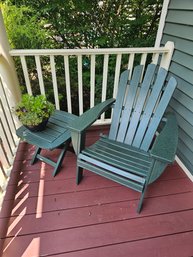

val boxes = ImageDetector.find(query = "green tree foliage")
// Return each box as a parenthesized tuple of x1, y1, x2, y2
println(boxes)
(2, 0, 163, 49)
(0, 3, 50, 49)
(1, 0, 163, 113)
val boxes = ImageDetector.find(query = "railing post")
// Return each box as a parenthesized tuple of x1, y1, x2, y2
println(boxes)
(0, 10, 21, 109)
(159, 41, 174, 70)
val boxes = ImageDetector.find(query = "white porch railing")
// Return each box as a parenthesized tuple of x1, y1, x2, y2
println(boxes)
(0, 41, 174, 204)
(10, 41, 174, 119)
(0, 74, 19, 205)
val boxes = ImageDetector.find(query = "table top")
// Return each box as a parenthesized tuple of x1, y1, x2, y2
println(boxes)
(16, 110, 78, 150)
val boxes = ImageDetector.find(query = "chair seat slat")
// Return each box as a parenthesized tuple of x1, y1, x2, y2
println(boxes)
(100, 136, 151, 161)
(78, 160, 144, 192)
(93, 140, 151, 167)
(82, 148, 149, 176)
(79, 154, 146, 184)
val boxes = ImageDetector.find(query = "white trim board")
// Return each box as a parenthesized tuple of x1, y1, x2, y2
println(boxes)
(175, 156, 193, 182)
(155, 0, 171, 47)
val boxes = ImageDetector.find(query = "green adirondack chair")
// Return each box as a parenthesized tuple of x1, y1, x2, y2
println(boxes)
(68, 64, 178, 213)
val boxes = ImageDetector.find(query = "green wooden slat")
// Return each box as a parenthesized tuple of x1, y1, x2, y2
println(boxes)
(89, 141, 150, 169)
(150, 113, 178, 163)
(46, 123, 67, 133)
(132, 68, 167, 148)
(49, 117, 70, 128)
(83, 148, 149, 176)
(100, 136, 151, 162)
(124, 64, 157, 145)
(45, 127, 62, 136)
(17, 130, 53, 148)
(79, 153, 146, 184)
(148, 161, 167, 184)
(78, 160, 144, 192)
(36, 127, 60, 138)
(36, 154, 56, 167)
(86, 143, 150, 170)
(22, 129, 55, 143)
(117, 65, 144, 142)
(51, 131, 71, 149)
(16, 126, 28, 138)
(109, 70, 129, 140)
(69, 98, 115, 132)
(84, 148, 148, 175)
(48, 110, 77, 131)
(93, 140, 151, 167)
(141, 77, 177, 151)
(34, 131, 57, 141)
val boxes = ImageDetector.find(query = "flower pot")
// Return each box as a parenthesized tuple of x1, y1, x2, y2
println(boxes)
(25, 118, 49, 132)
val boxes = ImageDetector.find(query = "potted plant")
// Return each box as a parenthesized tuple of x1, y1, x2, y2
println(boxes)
(14, 94, 55, 132)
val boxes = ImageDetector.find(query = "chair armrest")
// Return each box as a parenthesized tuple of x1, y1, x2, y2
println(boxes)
(150, 113, 178, 163)
(68, 98, 115, 155)
(68, 98, 115, 133)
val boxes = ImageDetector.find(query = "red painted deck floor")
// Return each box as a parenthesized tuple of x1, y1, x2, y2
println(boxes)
(1, 127, 193, 257)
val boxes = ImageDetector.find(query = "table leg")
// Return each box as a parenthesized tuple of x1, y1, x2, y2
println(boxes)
(31, 146, 41, 165)
(52, 139, 71, 177)
(30, 140, 71, 176)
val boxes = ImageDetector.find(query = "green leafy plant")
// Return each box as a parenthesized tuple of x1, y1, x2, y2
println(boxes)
(15, 94, 55, 126)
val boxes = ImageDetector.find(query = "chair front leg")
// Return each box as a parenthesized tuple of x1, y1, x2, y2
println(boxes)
(76, 165, 83, 185)
(31, 146, 41, 165)
(71, 131, 86, 155)
(71, 131, 86, 184)
(137, 183, 148, 213)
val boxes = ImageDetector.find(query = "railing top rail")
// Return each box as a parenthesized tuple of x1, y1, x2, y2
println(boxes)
(9, 46, 170, 56)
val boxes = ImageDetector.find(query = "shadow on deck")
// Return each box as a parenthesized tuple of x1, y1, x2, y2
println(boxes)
(0, 127, 193, 257)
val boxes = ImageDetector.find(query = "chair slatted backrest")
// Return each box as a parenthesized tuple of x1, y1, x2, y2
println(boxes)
(108, 64, 177, 152)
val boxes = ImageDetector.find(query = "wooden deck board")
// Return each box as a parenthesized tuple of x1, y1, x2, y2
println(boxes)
(4, 192, 193, 238)
(1, 177, 192, 220)
(1, 128, 193, 257)
(2, 210, 193, 256)
(54, 232, 193, 257)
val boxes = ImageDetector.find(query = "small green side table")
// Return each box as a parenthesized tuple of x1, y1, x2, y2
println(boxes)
(16, 110, 77, 176)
